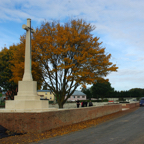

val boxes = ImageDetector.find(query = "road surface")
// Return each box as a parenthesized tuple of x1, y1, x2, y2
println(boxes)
(31, 107, 144, 144)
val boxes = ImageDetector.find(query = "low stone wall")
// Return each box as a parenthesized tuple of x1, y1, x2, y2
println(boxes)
(122, 102, 139, 109)
(49, 102, 109, 109)
(0, 104, 122, 133)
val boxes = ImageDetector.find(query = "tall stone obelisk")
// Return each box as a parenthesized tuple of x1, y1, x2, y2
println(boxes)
(5, 18, 49, 111)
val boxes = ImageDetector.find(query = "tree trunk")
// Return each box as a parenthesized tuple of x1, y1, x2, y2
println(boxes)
(58, 102, 64, 108)
(53, 96, 56, 104)
(102, 96, 103, 102)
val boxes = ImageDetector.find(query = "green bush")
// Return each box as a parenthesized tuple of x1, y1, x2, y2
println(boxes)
(103, 99, 109, 102)
(137, 97, 141, 101)
(49, 101, 54, 104)
(119, 98, 126, 101)
(0, 101, 5, 106)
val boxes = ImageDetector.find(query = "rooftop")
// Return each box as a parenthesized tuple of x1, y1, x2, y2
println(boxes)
(37, 90, 85, 96)
(70, 90, 86, 96)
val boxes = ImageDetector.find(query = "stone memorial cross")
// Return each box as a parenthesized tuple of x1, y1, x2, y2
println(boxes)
(22, 18, 35, 81)
(4, 18, 49, 111)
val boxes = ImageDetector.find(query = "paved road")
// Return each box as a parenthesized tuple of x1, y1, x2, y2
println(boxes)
(31, 107, 144, 144)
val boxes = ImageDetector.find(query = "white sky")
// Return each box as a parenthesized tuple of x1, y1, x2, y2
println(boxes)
(0, 0, 144, 91)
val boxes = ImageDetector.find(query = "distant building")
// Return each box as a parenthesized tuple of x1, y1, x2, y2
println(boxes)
(65, 90, 86, 101)
(37, 90, 86, 101)
(37, 90, 54, 101)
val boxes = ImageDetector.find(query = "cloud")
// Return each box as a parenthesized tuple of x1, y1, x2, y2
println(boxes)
(108, 67, 144, 90)
(0, 0, 144, 91)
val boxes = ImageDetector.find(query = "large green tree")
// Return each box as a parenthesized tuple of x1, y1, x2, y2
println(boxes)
(81, 87, 92, 100)
(91, 81, 114, 101)
(0, 47, 17, 99)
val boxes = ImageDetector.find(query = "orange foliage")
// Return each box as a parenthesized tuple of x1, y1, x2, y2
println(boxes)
(31, 19, 118, 108)
(10, 36, 43, 89)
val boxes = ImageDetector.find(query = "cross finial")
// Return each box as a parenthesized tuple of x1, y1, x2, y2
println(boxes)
(22, 18, 35, 33)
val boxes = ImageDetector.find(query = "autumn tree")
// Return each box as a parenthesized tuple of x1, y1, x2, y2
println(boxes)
(10, 36, 43, 90)
(0, 47, 17, 99)
(5, 88, 17, 100)
(0, 41, 43, 99)
(42, 82, 48, 90)
(31, 19, 118, 108)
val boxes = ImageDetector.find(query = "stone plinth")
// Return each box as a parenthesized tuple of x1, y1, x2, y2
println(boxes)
(5, 100, 48, 109)
(5, 81, 49, 111)
(16, 81, 38, 97)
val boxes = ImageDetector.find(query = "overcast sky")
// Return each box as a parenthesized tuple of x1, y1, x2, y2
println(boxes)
(0, 0, 144, 91)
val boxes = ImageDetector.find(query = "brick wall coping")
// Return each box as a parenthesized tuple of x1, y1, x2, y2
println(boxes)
(0, 108, 58, 113)
(0, 104, 121, 113)
(0, 102, 139, 113)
